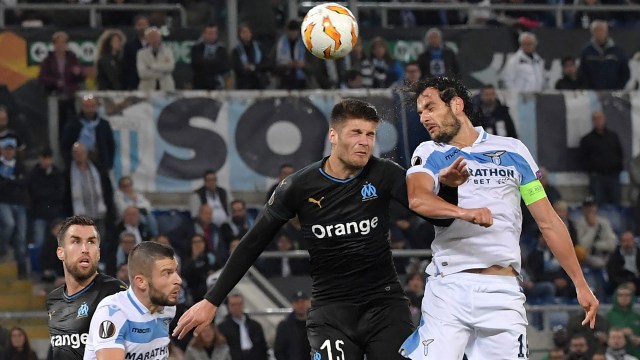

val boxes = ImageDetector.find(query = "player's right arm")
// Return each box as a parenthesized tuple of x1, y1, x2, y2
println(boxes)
(87, 299, 127, 360)
(174, 177, 297, 339)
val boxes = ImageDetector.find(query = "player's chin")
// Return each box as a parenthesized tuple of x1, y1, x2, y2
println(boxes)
(351, 153, 370, 166)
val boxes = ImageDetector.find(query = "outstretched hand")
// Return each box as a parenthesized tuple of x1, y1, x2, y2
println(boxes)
(439, 156, 470, 187)
(172, 300, 218, 339)
(577, 285, 599, 329)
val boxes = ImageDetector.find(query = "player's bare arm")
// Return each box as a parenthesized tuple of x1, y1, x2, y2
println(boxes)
(407, 172, 492, 227)
(96, 348, 125, 360)
(527, 197, 599, 328)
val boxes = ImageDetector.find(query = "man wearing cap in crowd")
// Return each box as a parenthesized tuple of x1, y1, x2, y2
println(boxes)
(0, 137, 28, 278)
(274, 290, 311, 360)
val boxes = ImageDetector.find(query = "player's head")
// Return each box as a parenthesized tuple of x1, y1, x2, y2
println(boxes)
(56, 216, 100, 282)
(411, 76, 476, 143)
(128, 241, 182, 307)
(329, 99, 380, 170)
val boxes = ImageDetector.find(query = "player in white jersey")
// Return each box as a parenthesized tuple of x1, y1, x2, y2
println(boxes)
(84, 241, 182, 360)
(398, 77, 599, 360)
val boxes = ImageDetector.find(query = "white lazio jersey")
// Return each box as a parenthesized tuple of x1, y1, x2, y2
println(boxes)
(408, 127, 542, 276)
(84, 288, 176, 360)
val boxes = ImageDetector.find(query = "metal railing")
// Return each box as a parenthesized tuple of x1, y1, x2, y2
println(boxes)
(298, 1, 640, 28)
(0, 3, 187, 28)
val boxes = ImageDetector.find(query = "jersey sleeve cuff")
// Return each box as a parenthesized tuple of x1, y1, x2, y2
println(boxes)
(407, 166, 439, 190)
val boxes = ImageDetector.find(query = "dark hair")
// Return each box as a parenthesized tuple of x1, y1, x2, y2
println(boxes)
(230, 199, 246, 208)
(346, 69, 362, 82)
(405, 61, 420, 69)
(57, 216, 99, 246)
(409, 76, 477, 125)
(128, 241, 175, 283)
(118, 175, 132, 188)
(39, 147, 54, 157)
(203, 170, 216, 180)
(561, 56, 575, 67)
(287, 19, 300, 31)
(133, 14, 148, 25)
(481, 84, 495, 91)
(330, 98, 380, 128)
(203, 22, 218, 31)
(9, 327, 34, 354)
(280, 163, 293, 170)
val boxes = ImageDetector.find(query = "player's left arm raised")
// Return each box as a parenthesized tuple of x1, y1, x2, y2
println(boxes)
(527, 197, 599, 328)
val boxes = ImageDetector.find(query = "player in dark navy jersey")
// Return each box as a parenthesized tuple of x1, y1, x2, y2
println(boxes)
(174, 99, 484, 359)
(46, 216, 127, 360)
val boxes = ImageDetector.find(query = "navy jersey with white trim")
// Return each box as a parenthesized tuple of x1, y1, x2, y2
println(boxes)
(266, 156, 411, 305)
(47, 273, 127, 360)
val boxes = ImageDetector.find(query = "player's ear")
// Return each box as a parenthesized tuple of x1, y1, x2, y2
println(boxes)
(56, 246, 64, 261)
(328, 128, 338, 146)
(134, 275, 147, 290)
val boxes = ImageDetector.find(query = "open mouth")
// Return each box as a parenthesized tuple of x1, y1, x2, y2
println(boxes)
(79, 258, 91, 268)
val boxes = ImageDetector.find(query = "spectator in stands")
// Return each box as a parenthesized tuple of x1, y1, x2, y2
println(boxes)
(527, 231, 575, 300)
(342, 70, 364, 89)
(578, 20, 630, 90)
(568, 308, 610, 355)
(114, 175, 157, 233)
(123, 14, 149, 90)
(404, 272, 425, 326)
(607, 232, 640, 294)
(265, 163, 294, 203)
(189, 170, 229, 227)
(606, 284, 640, 358)
(567, 332, 595, 359)
(191, 204, 223, 261)
(347, 41, 367, 75)
(272, 19, 309, 90)
(593, 352, 606, 360)
(39, 220, 64, 284)
(185, 323, 231, 360)
(538, 167, 562, 205)
(96, 29, 126, 91)
(361, 37, 403, 88)
(117, 206, 151, 245)
(137, 27, 176, 91)
(391, 61, 422, 91)
(258, 232, 308, 278)
(191, 23, 230, 90)
(632, 152, 640, 235)
(502, 32, 546, 92)
(0, 323, 8, 355)
(0, 106, 25, 156)
(106, 231, 136, 276)
(116, 263, 129, 286)
(66, 142, 114, 241)
(573, 0, 610, 30)
(61, 94, 116, 171)
(474, 84, 518, 138)
(1, 327, 37, 360)
(575, 196, 618, 271)
(0, 138, 27, 278)
(274, 291, 311, 360)
(390, 227, 410, 275)
(183, 234, 218, 304)
(553, 200, 578, 244)
(27, 147, 65, 249)
(417, 28, 460, 80)
(605, 327, 639, 360)
(556, 56, 584, 90)
(38, 31, 85, 130)
(231, 23, 270, 90)
(311, 54, 350, 90)
(218, 293, 268, 360)
(579, 111, 624, 205)
(220, 200, 255, 249)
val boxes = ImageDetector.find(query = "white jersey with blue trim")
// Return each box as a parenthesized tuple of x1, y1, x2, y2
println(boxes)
(83, 288, 176, 360)
(407, 127, 542, 276)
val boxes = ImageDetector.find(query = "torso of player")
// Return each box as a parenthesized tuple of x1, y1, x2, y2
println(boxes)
(409, 129, 541, 276)
(271, 157, 405, 305)
(47, 274, 126, 360)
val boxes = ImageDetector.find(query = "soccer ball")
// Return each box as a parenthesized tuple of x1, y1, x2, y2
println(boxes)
(301, 3, 358, 60)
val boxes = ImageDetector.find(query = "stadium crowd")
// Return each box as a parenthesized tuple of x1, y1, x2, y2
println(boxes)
(1, 1, 640, 359)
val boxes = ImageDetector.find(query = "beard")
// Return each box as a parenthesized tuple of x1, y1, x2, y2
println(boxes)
(65, 260, 98, 282)
(432, 109, 462, 144)
(149, 281, 178, 307)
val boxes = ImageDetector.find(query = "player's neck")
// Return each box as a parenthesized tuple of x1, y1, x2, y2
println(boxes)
(65, 272, 98, 296)
(133, 288, 164, 314)
(324, 156, 360, 179)
(450, 123, 479, 149)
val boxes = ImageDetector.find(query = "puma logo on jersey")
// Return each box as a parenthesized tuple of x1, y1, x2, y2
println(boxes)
(308, 197, 324, 208)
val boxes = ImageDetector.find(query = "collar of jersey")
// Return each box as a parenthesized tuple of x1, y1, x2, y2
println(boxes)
(318, 156, 363, 183)
(438, 126, 488, 148)
(63, 277, 97, 300)
(127, 287, 149, 315)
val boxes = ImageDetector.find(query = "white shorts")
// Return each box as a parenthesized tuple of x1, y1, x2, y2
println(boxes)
(399, 272, 529, 360)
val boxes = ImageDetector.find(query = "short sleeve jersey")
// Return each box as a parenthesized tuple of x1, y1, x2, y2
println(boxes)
(83, 288, 176, 360)
(267, 156, 409, 305)
(407, 127, 542, 276)
(47, 273, 127, 360)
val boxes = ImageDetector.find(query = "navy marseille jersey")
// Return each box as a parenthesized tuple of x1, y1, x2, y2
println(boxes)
(47, 273, 127, 360)
(407, 127, 543, 276)
(267, 156, 410, 305)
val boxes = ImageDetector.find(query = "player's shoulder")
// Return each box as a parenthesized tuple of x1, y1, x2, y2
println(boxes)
(369, 156, 405, 173)
(95, 273, 128, 293)
(483, 133, 523, 148)
(47, 283, 65, 301)
(94, 290, 128, 316)
(290, 159, 324, 181)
